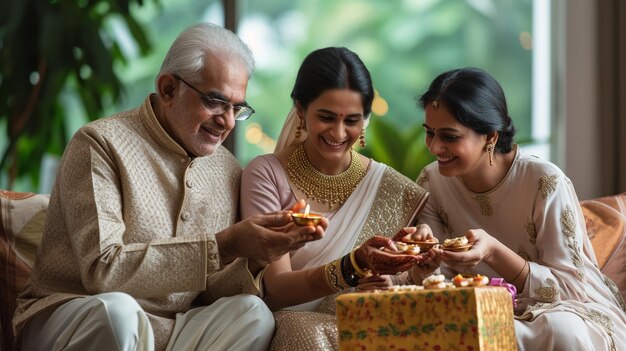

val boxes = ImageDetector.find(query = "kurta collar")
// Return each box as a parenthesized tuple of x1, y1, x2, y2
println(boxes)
(139, 94, 190, 157)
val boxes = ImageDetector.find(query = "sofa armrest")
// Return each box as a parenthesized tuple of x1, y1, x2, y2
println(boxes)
(0, 190, 49, 351)
(581, 192, 626, 301)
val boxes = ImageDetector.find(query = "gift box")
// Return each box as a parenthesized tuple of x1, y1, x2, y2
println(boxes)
(336, 286, 517, 351)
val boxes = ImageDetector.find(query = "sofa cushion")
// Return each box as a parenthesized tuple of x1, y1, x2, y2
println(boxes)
(0, 190, 49, 351)
(581, 192, 626, 301)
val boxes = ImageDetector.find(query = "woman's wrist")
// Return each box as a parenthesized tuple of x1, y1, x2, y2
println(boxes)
(349, 250, 369, 277)
(481, 235, 528, 286)
(354, 248, 368, 271)
(481, 234, 502, 267)
(340, 254, 360, 287)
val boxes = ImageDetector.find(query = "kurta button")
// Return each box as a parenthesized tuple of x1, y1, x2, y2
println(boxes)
(186, 180, 194, 188)
(181, 212, 190, 221)
(180, 158, 186, 163)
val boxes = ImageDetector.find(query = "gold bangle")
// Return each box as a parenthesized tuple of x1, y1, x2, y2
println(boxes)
(349, 250, 369, 277)
(510, 260, 528, 284)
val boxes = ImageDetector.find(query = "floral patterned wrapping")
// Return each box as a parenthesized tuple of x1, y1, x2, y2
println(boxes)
(336, 286, 518, 351)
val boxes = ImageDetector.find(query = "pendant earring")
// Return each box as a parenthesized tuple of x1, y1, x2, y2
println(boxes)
(486, 143, 495, 166)
(359, 129, 366, 148)
(295, 118, 303, 139)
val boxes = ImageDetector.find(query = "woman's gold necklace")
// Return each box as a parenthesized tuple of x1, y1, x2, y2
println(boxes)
(287, 144, 366, 209)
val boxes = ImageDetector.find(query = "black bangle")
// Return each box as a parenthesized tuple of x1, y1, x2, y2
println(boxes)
(340, 254, 360, 287)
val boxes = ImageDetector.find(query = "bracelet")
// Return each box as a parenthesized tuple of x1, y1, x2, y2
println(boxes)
(349, 250, 369, 277)
(340, 254, 360, 287)
(510, 260, 528, 285)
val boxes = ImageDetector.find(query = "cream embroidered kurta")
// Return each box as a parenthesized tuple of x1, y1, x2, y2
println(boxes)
(14, 95, 259, 349)
(418, 146, 626, 350)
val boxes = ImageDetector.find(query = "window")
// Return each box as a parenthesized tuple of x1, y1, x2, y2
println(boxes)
(236, 0, 535, 179)
(15, 0, 537, 191)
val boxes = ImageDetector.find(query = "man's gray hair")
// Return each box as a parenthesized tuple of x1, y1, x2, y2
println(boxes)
(157, 22, 255, 86)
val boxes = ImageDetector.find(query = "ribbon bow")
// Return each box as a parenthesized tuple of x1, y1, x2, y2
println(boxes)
(489, 277, 517, 308)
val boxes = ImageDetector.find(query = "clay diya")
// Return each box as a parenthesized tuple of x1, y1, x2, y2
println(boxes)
(291, 204, 322, 226)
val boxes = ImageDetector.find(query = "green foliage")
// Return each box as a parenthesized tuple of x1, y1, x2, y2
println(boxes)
(0, 0, 156, 189)
(360, 117, 435, 181)
(239, 0, 532, 179)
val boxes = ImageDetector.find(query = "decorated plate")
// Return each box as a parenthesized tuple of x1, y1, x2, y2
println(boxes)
(442, 243, 473, 252)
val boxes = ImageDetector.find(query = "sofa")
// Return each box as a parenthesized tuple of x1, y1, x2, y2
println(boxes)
(1, 190, 625, 350)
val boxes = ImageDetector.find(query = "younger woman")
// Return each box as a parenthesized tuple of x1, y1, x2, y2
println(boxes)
(416, 67, 626, 350)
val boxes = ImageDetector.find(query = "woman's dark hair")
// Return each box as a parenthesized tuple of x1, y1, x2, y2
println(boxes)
(418, 67, 516, 153)
(291, 47, 374, 118)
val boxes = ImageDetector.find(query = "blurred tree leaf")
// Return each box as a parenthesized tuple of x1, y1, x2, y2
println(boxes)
(361, 117, 435, 181)
(0, 0, 157, 189)
(240, 0, 532, 181)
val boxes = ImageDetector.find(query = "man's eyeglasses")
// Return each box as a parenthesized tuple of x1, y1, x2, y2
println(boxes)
(173, 75, 255, 121)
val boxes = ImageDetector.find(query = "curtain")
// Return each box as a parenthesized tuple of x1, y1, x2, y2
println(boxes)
(597, 0, 626, 195)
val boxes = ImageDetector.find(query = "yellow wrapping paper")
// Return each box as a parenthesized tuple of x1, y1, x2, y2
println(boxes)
(336, 286, 518, 351)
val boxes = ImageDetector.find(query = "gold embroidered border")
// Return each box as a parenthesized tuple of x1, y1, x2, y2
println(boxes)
(324, 259, 349, 292)
(356, 166, 428, 246)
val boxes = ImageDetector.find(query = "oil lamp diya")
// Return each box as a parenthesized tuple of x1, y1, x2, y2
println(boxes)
(400, 233, 440, 250)
(291, 204, 322, 226)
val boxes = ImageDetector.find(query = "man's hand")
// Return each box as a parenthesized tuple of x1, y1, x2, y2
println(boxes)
(215, 211, 327, 270)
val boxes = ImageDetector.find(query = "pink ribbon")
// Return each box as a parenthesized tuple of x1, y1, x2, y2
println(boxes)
(489, 277, 517, 308)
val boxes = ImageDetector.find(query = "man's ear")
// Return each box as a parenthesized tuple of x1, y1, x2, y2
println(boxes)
(157, 74, 177, 103)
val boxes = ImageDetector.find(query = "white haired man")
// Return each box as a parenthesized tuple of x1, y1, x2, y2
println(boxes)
(14, 23, 326, 351)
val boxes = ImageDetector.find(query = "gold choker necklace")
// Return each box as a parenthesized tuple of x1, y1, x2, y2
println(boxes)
(287, 144, 366, 209)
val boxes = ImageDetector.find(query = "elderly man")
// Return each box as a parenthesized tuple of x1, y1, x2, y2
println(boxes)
(13, 23, 326, 351)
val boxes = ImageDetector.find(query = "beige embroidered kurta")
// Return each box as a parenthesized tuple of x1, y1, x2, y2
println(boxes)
(14, 96, 259, 349)
(417, 146, 626, 350)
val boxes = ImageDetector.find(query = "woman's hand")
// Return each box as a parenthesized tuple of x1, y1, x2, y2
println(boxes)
(392, 224, 436, 242)
(354, 236, 428, 275)
(392, 225, 440, 280)
(433, 229, 494, 271)
(356, 274, 393, 291)
(409, 248, 441, 279)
